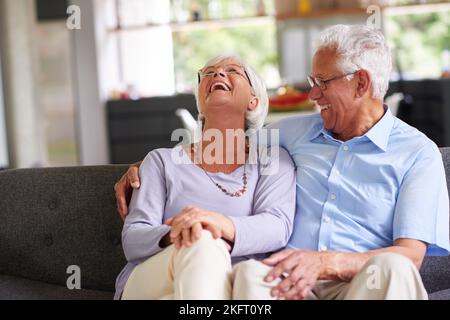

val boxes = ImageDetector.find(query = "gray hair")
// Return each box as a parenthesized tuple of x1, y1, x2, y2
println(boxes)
(314, 25, 392, 100)
(194, 54, 269, 131)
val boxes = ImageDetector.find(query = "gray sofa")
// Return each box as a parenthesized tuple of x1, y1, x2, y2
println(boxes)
(0, 150, 449, 300)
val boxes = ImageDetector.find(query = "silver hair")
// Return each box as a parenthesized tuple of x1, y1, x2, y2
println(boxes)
(314, 25, 392, 100)
(194, 54, 269, 131)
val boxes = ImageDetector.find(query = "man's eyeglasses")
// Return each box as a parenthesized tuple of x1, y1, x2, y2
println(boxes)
(307, 71, 359, 91)
(198, 64, 253, 88)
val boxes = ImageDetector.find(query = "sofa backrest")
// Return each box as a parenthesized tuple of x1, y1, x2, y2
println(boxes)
(420, 147, 450, 293)
(0, 165, 128, 292)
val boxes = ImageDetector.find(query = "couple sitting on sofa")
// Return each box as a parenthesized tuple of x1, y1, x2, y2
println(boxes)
(114, 25, 450, 300)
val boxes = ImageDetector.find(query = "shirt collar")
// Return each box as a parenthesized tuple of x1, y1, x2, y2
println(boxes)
(311, 105, 395, 152)
(310, 122, 325, 141)
(364, 105, 394, 152)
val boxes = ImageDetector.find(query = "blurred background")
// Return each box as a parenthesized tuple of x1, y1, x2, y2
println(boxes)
(0, 0, 449, 169)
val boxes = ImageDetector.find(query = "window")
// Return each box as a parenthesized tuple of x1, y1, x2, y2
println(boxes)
(119, 27, 176, 96)
(35, 21, 79, 166)
(173, 20, 279, 93)
(113, 0, 279, 97)
(384, 2, 450, 80)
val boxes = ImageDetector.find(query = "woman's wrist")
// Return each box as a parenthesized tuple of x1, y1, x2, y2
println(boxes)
(221, 215, 236, 242)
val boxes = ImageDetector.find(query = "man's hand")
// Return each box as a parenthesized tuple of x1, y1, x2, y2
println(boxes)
(114, 161, 142, 221)
(263, 249, 324, 300)
(262, 239, 427, 300)
(165, 207, 234, 251)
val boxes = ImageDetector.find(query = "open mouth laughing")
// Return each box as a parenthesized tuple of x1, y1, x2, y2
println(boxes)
(319, 104, 331, 111)
(209, 81, 231, 93)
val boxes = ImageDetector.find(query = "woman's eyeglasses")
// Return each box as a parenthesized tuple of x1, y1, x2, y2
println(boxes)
(198, 64, 253, 88)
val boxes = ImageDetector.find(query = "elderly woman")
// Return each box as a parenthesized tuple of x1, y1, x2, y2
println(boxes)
(114, 55, 296, 300)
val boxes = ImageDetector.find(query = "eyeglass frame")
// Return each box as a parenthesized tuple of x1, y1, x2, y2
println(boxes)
(197, 63, 253, 89)
(307, 70, 359, 91)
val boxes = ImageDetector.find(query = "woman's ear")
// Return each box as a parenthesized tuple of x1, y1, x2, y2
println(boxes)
(248, 96, 259, 111)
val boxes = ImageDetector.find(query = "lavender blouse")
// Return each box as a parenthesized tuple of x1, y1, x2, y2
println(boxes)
(114, 145, 296, 299)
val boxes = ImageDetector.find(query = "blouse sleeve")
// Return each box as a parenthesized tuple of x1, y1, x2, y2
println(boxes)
(121, 150, 171, 264)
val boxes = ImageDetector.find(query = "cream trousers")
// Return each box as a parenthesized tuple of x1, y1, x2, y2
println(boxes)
(232, 253, 429, 300)
(122, 230, 241, 300)
(122, 230, 428, 300)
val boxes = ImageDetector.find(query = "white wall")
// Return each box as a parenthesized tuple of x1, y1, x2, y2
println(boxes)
(35, 21, 79, 167)
(93, 0, 122, 101)
(0, 0, 48, 168)
(0, 51, 9, 168)
(117, 0, 175, 96)
(70, 0, 110, 165)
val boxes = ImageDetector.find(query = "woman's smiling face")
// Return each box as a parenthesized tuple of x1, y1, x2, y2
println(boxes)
(197, 58, 256, 123)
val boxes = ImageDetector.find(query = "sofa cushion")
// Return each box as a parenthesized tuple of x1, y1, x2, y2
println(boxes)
(429, 289, 450, 300)
(0, 275, 113, 300)
(420, 255, 450, 294)
(0, 166, 128, 292)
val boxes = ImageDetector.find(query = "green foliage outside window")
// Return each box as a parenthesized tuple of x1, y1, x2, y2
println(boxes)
(172, 22, 279, 92)
(386, 10, 450, 79)
(170, 0, 277, 92)
(171, 0, 449, 92)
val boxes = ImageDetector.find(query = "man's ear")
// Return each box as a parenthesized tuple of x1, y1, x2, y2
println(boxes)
(356, 70, 371, 98)
(248, 96, 259, 111)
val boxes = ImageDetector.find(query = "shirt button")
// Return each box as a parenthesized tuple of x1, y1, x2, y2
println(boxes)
(320, 245, 328, 251)
(330, 194, 337, 200)
(323, 216, 331, 223)
(343, 145, 349, 151)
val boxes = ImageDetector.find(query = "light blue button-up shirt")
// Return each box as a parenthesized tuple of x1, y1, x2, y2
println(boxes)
(267, 107, 449, 256)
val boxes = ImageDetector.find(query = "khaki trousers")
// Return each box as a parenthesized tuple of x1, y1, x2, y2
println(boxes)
(232, 253, 428, 300)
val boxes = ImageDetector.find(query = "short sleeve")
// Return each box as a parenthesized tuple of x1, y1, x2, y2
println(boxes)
(393, 143, 450, 256)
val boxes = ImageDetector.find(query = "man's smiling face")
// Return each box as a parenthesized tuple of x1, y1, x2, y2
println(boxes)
(308, 48, 360, 136)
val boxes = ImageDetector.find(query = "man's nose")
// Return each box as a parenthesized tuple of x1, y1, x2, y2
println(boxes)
(308, 85, 322, 101)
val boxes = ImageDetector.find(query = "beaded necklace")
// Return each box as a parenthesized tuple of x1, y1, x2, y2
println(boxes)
(190, 144, 248, 198)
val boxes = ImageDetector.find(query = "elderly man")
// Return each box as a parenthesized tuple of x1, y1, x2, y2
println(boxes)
(114, 25, 449, 300)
